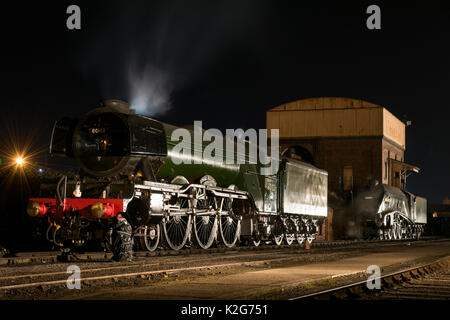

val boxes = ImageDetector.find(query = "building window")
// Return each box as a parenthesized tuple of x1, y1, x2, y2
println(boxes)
(343, 166, 353, 191)
(384, 161, 388, 180)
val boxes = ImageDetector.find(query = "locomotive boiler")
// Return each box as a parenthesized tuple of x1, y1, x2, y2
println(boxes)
(27, 99, 328, 251)
(351, 181, 426, 240)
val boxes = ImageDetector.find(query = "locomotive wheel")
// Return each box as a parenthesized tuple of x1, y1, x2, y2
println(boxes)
(296, 235, 305, 245)
(284, 219, 296, 245)
(140, 225, 160, 252)
(193, 215, 218, 249)
(386, 228, 393, 240)
(393, 224, 401, 240)
(416, 227, 422, 240)
(295, 219, 306, 245)
(392, 225, 398, 240)
(219, 215, 241, 248)
(218, 185, 241, 248)
(396, 224, 402, 240)
(162, 196, 192, 250)
(162, 215, 191, 250)
(407, 226, 414, 239)
(285, 234, 295, 245)
(413, 227, 418, 239)
(274, 235, 284, 246)
(273, 219, 284, 246)
(252, 239, 261, 247)
(242, 236, 260, 247)
(192, 192, 218, 249)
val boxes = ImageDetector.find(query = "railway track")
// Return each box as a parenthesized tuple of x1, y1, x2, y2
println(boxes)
(375, 269, 450, 300)
(0, 238, 446, 294)
(1, 238, 449, 299)
(1, 236, 444, 266)
(0, 241, 430, 293)
(290, 255, 450, 300)
(0, 249, 294, 286)
(0, 248, 340, 294)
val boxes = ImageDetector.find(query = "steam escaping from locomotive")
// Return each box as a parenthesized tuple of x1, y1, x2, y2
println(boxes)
(127, 63, 173, 116)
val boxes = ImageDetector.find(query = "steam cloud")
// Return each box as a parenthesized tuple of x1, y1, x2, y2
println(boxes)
(78, 1, 268, 118)
(127, 63, 173, 116)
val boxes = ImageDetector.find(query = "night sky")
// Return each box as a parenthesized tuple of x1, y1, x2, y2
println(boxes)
(1, 1, 449, 203)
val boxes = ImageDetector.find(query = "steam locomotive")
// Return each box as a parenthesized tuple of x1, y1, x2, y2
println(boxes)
(27, 100, 328, 251)
(349, 182, 427, 240)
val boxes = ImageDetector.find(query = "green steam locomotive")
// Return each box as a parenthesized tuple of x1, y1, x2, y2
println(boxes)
(27, 100, 328, 251)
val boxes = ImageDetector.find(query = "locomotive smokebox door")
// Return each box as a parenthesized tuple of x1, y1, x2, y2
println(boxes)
(67, 101, 168, 178)
(72, 111, 132, 177)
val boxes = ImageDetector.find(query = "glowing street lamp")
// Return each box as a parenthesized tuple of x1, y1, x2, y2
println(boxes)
(15, 156, 24, 166)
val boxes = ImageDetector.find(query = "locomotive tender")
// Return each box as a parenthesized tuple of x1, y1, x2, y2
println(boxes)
(27, 100, 328, 251)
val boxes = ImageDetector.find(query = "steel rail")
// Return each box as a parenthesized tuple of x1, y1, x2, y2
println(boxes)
(1, 237, 446, 266)
(0, 254, 316, 291)
(289, 255, 450, 300)
(0, 249, 291, 282)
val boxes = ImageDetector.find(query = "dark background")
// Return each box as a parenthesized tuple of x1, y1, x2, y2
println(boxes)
(0, 1, 449, 250)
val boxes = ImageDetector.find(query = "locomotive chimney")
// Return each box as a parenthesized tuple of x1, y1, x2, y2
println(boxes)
(101, 99, 136, 114)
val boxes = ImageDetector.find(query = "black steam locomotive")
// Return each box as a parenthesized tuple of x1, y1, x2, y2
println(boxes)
(349, 181, 427, 240)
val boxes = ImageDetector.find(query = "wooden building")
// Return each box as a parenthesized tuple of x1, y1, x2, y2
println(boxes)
(267, 97, 419, 196)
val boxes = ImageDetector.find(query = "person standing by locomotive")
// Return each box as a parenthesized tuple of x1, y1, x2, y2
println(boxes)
(111, 213, 134, 262)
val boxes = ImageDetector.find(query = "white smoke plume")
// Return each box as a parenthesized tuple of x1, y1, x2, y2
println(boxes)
(127, 63, 173, 116)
